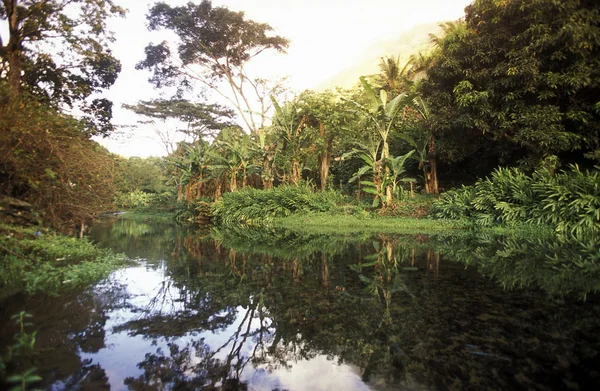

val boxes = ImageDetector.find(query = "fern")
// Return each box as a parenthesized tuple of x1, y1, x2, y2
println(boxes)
(431, 165, 599, 238)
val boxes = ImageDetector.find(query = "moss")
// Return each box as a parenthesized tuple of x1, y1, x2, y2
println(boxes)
(0, 224, 128, 298)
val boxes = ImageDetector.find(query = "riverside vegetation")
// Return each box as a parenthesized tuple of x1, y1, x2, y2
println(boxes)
(1, 0, 598, 299)
(1, 0, 599, 388)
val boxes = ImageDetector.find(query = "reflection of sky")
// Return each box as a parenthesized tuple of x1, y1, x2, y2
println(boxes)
(76, 261, 371, 391)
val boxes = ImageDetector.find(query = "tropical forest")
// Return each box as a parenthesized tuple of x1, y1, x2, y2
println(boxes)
(0, 0, 599, 390)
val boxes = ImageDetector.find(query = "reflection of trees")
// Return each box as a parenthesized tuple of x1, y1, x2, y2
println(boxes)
(80, 222, 600, 389)
(0, 278, 131, 389)
(122, 297, 275, 390)
(88, 218, 185, 262)
(432, 232, 600, 299)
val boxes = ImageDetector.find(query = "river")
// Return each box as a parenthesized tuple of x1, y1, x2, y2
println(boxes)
(0, 217, 599, 390)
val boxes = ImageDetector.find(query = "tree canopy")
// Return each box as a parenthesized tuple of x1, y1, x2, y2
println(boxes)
(422, 0, 600, 167)
(136, 0, 289, 133)
(0, 0, 125, 135)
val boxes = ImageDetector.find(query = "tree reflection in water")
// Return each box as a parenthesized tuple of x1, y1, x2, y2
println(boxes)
(1, 218, 598, 390)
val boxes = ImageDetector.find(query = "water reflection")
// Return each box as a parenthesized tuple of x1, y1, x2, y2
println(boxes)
(0, 217, 599, 390)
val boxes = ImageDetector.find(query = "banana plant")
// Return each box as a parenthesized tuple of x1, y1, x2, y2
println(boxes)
(345, 77, 411, 206)
(386, 150, 416, 200)
(270, 96, 309, 185)
(399, 95, 439, 194)
(209, 128, 259, 192)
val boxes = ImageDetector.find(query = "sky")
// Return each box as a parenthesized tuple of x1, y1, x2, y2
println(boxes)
(96, 0, 472, 158)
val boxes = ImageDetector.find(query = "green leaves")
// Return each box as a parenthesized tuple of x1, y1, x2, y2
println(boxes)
(431, 165, 600, 239)
(212, 185, 344, 227)
(422, 0, 600, 164)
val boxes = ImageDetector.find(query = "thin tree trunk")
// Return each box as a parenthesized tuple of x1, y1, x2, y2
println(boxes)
(241, 167, 247, 189)
(291, 159, 300, 185)
(215, 181, 222, 199)
(318, 123, 333, 191)
(230, 172, 237, 192)
(262, 151, 274, 189)
(5, 0, 22, 97)
(382, 141, 392, 206)
(424, 136, 439, 194)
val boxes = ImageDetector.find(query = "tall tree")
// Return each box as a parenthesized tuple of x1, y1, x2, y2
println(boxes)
(137, 0, 289, 134)
(422, 0, 600, 168)
(124, 99, 236, 154)
(0, 0, 125, 135)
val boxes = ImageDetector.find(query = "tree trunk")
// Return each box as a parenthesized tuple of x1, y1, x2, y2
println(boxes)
(382, 141, 392, 206)
(262, 152, 274, 189)
(241, 167, 247, 189)
(291, 159, 300, 185)
(5, 0, 22, 97)
(214, 181, 222, 200)
(318, 123, 333, 191)
(374, 160, 383, 205)
(196, 173, 204, 198)
(229, 172, 237, 192)
(424, 136, 439, 194)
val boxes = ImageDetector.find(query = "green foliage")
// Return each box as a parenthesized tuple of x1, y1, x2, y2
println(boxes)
(422, 0, 600, 166)
(1, 312, 42, 391)
(0, 93, 117, 231)
(0, 0, 126, 135)
(431, 165, 600, 237)
(114, 190, 159, 209)
(212, 185, 345, 226)
(0, 225, 128, 296)
(114, 157, 171, 195)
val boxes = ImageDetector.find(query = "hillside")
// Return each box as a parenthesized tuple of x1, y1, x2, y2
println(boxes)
(317, 22, 444, 90)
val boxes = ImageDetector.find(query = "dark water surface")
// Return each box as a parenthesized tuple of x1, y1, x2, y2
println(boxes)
(1, 217, 599, 390)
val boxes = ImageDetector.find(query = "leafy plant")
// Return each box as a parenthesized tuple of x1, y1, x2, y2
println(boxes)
(1, 313, 42, 391)
(431, 165, 600, 238)
(212, 184, 345, 226)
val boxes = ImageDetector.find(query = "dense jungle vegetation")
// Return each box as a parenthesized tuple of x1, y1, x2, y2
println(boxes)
(1, 1, 599, 389)
(0, 0, 599, 293)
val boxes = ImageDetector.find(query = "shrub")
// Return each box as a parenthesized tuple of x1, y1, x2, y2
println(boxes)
(114, 190, 158, 209)
(430, 165, 600, 238)
(212, 185, 345, 226)
(0, 91, 116, 231)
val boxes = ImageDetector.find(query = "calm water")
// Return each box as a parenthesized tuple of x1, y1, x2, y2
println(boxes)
(1, 217, 599, 390)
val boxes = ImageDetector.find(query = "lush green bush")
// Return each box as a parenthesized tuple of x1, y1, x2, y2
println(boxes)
(0, 92, 117, 231)
(430, 165, 600, 237)
(0, 225, 128, 296)
(212, 185, 345, 226)
(114, 190, 158, 209)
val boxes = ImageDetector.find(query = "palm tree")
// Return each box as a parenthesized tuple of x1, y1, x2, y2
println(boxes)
(377, 55, 413, 95)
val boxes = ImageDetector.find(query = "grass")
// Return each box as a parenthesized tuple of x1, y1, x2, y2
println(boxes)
(272, 212, 554, 236)
(0, 224, 129, 298)
(272, 213, 465, 234)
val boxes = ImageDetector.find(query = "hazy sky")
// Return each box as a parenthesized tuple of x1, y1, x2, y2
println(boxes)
(96, 0, 472, 157)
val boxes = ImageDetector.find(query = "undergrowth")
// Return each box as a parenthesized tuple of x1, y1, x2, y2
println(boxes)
(0, 224, 128, 297)
(212, 184, 345, 226)
(430, 165, 599, 238)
